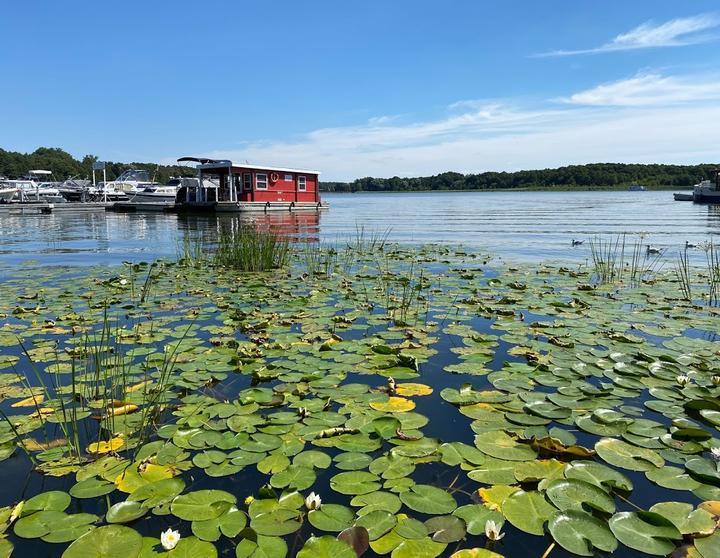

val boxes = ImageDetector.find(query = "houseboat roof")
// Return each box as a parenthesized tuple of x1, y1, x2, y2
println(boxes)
(178, 157, 320, 176)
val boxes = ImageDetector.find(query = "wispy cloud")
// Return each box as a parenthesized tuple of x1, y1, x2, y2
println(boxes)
(561, 72, 720, 106)
(537, 13, 720, 57)
(192, 76, 720, 180)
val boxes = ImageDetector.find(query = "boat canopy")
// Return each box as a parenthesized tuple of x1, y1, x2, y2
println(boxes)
(114, 169, 151, 182)
(177, 156, 230, 165)
(29, 170, 53, 175)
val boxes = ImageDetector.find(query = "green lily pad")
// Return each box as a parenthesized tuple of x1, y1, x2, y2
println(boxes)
(168, 536, 217, 558)
(502, 490, 556, 535)
(70, 478, 117, 499)
(171, 490, 236, 521)
(595, 438, 664, 471)
(355, 510, 397, 540)
(474, 431, 537, 461)
(62, 525, 143, 558)
(106, 501, 147, 523)
(308, 504, 355, 532)
(608, 511, 681, 556)
(235, 535, 288, 558)
(330, 471, 382, 495)
(649, 502, 715, 535)
(452, 504, 503, 536)
(544, 478, 615, 514)
(548, 510, 618, 557)
(399, 485, 456, 515)
(296, 535, 356, 558)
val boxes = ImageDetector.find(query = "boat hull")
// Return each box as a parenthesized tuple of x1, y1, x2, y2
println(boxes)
(176, 201, 328, 213)
(131, 193, 177, 203)
(0, 188, 17, 202)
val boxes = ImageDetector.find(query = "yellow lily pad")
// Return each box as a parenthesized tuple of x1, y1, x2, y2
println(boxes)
(87, 437, 124, 455)
(11, 394, 44, 408)
(395, 383, 433, 397)
(115, 463, 175, 493)
(369, 396, 416, 413)
(478, 485, 520, 512)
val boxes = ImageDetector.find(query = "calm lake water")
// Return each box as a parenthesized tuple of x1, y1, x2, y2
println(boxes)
(1, 190, 717, 267)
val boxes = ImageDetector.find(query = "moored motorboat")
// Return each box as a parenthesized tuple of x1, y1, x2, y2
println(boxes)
(673, 192, 693, 201)
(692, 170, 720, 203)
(130, 180, 180, 203)
(0, 186, 18, 202)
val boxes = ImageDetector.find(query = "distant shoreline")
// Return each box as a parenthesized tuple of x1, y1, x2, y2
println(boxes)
(321, 186, 689, 193)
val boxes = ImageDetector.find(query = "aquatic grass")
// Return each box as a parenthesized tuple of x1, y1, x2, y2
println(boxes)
(674, 248, 693, 302)
(589, 233, 665, 287)
(214, 225, 290, 271)
(176, 235, 207, 269)
(300, 243, 338, 277)
(701, 240, 720, 306)
(347, 224, 391, 254)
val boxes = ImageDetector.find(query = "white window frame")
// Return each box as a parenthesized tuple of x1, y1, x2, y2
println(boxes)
(255, 173, 268, 190)
(298, 175, 307, 191)
(243, 172, 252, 191)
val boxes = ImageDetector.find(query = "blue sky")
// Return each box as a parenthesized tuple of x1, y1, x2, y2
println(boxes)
(1, 1, 719, 179)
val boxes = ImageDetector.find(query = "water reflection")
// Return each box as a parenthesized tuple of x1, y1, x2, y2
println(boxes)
(1, 191, 719, 267)
(179, 211, 322, 244)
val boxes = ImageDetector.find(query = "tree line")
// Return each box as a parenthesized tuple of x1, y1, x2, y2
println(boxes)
(321, 163, 718, 192)
(0, 147, 193, 185)
(1, 148, 716, 191)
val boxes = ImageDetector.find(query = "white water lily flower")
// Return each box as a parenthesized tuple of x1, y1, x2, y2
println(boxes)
(305, 491, 322, 511)
(712, 376, 720, 386)
(160, 528, 181, 550)
(711, 447, 720, 462)
(485, 519, 504, 541)
(676, 375, 690, 386)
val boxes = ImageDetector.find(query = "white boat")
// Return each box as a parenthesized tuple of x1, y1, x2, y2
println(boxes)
(0, 186, 18, 202)
(3, 170, 66, 202)
(104, 169, 158, 196)
(130, 182, 179, 203)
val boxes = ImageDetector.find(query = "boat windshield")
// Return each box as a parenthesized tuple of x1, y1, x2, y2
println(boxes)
(116, 169, 151, 182)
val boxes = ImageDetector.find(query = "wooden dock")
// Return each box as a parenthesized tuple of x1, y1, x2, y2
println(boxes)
(0, 202, 113, 214)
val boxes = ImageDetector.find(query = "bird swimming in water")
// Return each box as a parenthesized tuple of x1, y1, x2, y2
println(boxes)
(685, 241, 698, 249)
(571, 239, 584, 246)
(646, 245, 662, 255)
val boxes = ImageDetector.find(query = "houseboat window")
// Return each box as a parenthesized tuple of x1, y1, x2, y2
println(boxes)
(298, 176, 307, 191)
(243, 173, 252, 191)
(256, 173, 268, 189)
(284, 174, 293, 182)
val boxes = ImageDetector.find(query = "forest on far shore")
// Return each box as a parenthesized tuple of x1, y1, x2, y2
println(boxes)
(321, 163, 718, 192)
(0, 147, 715, 191)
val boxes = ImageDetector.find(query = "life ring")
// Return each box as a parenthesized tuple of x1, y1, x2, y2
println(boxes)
(269, 172, 279, 183)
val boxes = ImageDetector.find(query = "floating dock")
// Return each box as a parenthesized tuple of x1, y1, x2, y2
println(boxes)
(0, 202, 113, 214)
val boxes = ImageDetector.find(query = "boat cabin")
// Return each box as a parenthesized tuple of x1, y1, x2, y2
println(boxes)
(177, 158, 321, 206)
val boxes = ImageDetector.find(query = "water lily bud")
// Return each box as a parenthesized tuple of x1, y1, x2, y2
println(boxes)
(485, 519, 504, 541)
(244, 495, 255, 505)
(160, 528, 180, 550)
(711, 447, 720, 462)
(712, 376, 720, 386)
(305, 491, 322, 511)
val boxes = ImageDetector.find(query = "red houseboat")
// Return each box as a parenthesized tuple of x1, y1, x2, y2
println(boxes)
(176, 157, 326, 212)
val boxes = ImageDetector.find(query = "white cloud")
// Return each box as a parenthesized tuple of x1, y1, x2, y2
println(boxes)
(194, 86, 719, 180)
(537, 13, 720, 56)
(562, 72, 720, 106)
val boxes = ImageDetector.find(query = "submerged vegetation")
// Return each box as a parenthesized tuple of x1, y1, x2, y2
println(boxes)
(0, 237, 719, 557)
